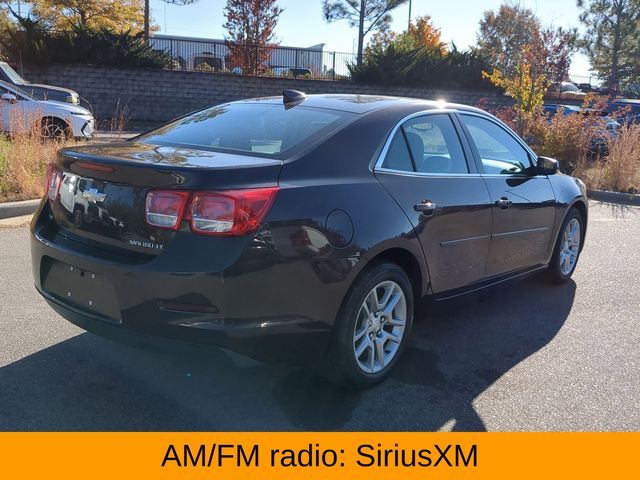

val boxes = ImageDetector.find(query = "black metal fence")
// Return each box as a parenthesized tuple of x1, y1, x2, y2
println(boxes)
(150, 36, 356, 80)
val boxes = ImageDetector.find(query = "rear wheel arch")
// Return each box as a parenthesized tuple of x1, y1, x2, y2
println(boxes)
(368, 248, 423, 301)
(41, 116, 70, 139)
(342, 247, 425, 309)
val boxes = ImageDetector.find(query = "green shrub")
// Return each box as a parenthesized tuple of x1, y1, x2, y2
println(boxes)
(2, 19, 173, 69)
(348, 42, 498, 91)
(348, 41, 424, 86)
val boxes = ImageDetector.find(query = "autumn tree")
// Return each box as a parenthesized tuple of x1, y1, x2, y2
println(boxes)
(483, 26, 576, 119)
(479, 1, 577, 119)
(477, 2, 541, 76)
(538, 27, 578, 84)
(0, 6, 13, 35)
(577, 0, 640, 90)
(484, 30, 577, 116)
(322, 0, 408, 65)
(22, 0, 147, 32)
(223, 0, 283, 75)
(483, 49, 549, 117)
(399, 15, 445, 54)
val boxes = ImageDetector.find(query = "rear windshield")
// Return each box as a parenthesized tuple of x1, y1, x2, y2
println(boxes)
(136, 103, 355, 159)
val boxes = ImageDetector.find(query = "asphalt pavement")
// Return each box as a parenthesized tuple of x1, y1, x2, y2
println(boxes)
(0, 201, 638, 431)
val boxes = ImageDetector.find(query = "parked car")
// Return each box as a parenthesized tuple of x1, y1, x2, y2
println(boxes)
(543, 104, 620, 156)
(577, 83, 608, 95)
(0, 80, 94, 139)
(192, 53, 225, 72)
(270, 67, 313, 78)
(548, 82, 587, 100)
(0, 61, 80, 105)
(605, 98, 640, 124)
(31, 93, 588, 387)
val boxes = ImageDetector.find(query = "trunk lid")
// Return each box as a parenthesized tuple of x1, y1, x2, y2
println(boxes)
(50, 142, 282, 255)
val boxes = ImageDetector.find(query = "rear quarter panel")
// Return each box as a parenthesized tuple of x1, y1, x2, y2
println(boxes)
(261, 107, 430, 308)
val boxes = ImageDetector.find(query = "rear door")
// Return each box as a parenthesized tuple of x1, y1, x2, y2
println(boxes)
(458, 113, 557, 277)
(374, 112, 493, 293)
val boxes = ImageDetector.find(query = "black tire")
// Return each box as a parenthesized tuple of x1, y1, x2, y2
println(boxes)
(73, 208, 83, 227)
(41, 118, 69, 141)
(546, 208, 584, 284)
(325, 261, 414, 388)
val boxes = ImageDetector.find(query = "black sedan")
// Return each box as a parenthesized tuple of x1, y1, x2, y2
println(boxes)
(31, 92, 588, 387)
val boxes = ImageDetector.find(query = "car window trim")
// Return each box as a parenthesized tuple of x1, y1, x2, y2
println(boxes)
(455, 111, 541, 176)
(399, 126, 419, 172)
(0, 81, 30, 101)
(373, 109, 478, 177)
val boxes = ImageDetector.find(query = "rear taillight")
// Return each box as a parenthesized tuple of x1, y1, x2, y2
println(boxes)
(145, 190, 190, 230)
(188, 188, 279, 236)
(144, 187, 278, 236)
(45, 163, 62, 202)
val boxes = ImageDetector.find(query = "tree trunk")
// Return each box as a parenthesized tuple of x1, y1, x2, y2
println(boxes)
(144, 0, 150, 42)
(609, 3, 623, 94)
(357, 0, 366, 65)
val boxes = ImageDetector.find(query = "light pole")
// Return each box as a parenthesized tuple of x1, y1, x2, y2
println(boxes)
(408, 0, 412, 30)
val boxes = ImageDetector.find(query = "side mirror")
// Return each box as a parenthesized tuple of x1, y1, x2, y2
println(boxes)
(1, 93, 17, 104)
(536, 156, 559, 175)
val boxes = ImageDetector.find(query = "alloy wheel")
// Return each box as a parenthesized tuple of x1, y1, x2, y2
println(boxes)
(353, 280, 407, 374)
(559, 218, 581, 275)
(42, 121, 67, 141)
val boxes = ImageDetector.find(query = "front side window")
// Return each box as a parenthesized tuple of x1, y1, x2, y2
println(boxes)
(381, 114, 469, 174)
(136, 103, 355, 159)
(461, 115, 533, 175)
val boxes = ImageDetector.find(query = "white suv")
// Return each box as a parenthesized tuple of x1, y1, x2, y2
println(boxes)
(0, 80, 94, 139)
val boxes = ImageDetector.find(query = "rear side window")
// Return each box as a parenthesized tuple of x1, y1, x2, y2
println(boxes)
(382, 131, 414, 172)
(381, 114, 469, 174)
(136, 103, 355, 159)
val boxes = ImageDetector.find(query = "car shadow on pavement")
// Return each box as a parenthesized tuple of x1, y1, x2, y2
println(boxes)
(0, 276, 575, 431)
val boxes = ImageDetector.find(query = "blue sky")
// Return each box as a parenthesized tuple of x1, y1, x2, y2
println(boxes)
(151, 0, 592, 79)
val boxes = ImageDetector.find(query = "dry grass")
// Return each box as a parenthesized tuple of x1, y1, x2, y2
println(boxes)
(493, 105, 640, 193)
(574, 123, 640, 194)
(0, 133, 77, 202)
(0, 101, 131, 203)
(108, 100, 130, 139)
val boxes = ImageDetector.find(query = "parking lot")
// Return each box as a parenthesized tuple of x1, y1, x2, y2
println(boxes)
(0, 201, 638, 431)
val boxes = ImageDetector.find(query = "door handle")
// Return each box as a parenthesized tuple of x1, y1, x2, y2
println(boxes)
(414, 200, 438, 215)
(496, 197, 513, 208)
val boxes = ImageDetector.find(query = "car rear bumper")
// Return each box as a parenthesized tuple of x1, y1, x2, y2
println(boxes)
(30, 201, 359, 363)
(38, 287, 330, 363)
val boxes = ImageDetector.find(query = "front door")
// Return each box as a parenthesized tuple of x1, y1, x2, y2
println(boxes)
(374, 112, 493, 293)
(458, 113, 557, 277)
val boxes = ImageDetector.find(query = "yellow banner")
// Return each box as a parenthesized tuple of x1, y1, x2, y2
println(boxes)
(1, 432, 637, 479)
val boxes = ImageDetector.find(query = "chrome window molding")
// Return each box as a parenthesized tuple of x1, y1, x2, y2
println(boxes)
(375, 167, 483, 178)
(372, 109, 464, 176)
(372, 108, 541, 178)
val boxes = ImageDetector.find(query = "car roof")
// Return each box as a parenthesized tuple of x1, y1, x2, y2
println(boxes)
(233, 93, 488, 115)
(545, 104, 581, 111)
(612, 98, 640, 105)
